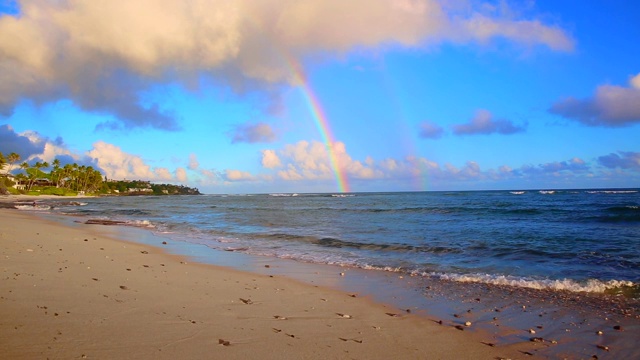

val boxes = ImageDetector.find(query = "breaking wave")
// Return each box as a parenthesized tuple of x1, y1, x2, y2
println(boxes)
(430, 272, 636, 293)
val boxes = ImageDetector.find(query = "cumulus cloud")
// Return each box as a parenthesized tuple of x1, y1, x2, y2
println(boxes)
(263, 141, 363, 181)
(549, 73, 640, 127)
(188, 153, 200, 170)
(254, 139, 639, 191)
(175, 167, 188, 182)
(231, 122, 277, 144)
(418, 121, 445, 139)
(154, 167, 173, 181)
(0, 124, 45, 158)
(261, 149, 282, 169)
(224, 169, 255, 181)
(598, 151, 640, 171)
(0, 0, 573, 129)
(265, 140, 501, 184)
(0, 124, 81, 166)
(452, 109, 526, 135)
(87, 141, 186, 181)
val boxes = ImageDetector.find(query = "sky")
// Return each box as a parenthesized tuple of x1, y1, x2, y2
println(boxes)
(1, 0, 639, 194)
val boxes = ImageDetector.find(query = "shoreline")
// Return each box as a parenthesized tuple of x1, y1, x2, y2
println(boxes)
(2, 202, 639, 358)
(1, 208, 530, 359)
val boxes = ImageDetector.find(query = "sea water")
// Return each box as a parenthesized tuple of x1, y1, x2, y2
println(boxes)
(47, 189, 639, 296)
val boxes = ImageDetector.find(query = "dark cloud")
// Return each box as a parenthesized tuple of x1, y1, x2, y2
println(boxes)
(231, 122, 277, 144)
(598, 152, 640, 170)
(0, 124, 44, 159)
(452, 109, 526, 136)
(0, 1, 573, 131)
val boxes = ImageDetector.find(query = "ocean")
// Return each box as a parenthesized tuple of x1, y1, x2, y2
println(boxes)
(39, 189, 639, 298)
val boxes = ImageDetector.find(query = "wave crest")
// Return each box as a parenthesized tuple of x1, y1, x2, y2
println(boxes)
(430, 272, 635, 293)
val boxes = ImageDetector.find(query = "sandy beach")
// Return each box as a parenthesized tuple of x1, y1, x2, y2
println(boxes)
(0, 205, 533, 359)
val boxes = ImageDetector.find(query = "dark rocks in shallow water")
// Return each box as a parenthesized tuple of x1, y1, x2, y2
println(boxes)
(85, 219, 126, 226)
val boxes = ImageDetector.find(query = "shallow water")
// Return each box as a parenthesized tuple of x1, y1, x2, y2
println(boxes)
(45, 189, 640, 296)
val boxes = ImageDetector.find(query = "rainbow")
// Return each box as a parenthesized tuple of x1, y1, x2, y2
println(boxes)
(286, 59, 350, 193)
(378, 63, 429, 191)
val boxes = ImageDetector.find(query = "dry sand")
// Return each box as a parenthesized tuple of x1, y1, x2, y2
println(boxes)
(0, 208, 530, 359)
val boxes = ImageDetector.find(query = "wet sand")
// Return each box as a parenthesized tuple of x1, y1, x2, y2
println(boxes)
(0, 208, 529, 359)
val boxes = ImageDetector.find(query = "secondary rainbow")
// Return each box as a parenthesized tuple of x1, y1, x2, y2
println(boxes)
(286, 58, 350, 193)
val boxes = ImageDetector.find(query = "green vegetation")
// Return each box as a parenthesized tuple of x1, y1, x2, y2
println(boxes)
(100, 179, 200, 195)
(0, 151, 200, 196)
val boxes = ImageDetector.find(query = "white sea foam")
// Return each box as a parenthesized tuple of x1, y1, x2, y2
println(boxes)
(361, 264, 403, 273)
(15, 204, 51, 211)
(586, 190, 638, 194)
(539, 190, 555, 194)
(126, 219, 155, 228)
(510, 191, 526, 195)
(430, 272, 635, 293)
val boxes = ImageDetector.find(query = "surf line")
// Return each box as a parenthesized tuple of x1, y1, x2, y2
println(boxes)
(286, 58, 350, 193)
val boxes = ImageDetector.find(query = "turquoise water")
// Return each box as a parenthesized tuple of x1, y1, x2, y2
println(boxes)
(48, 189, 640, 295)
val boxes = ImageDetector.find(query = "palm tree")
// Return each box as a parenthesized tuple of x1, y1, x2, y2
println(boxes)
(51, 159, 61, 187)
(5, 152, 21, 175)
(61, 164, 73, 189)
(19, 162, 37, 191)
(14, 173, 27, 190)
(0, 152, 5, 173)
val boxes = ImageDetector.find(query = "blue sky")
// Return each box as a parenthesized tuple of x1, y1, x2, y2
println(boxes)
(1, 0, 639, 193)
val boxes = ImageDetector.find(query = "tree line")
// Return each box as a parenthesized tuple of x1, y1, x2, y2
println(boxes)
(1, 151, 200, 196)
(102, 179, 201, 195)
(1, 151, 103, 194)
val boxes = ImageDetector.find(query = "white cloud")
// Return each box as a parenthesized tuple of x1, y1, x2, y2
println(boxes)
(549, 72, 640, 127)
(272, 140, 382, 181)
(175, 167, 188, 182)
(277, 164, 304, 181)
(38, 141, 77, 164)
(261, 149, 282, 169)
(266, 140, 493, 184)
(188, 153, 199, 170)
(630, 73, 640, 90)
(154, 167, 173, 181)
(252, 139, 639, 191)
(0, 0, 573, 129)
(87, 141, 187, 182)
(224, 169, 255, 181)
(87, 142, 154, 179)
